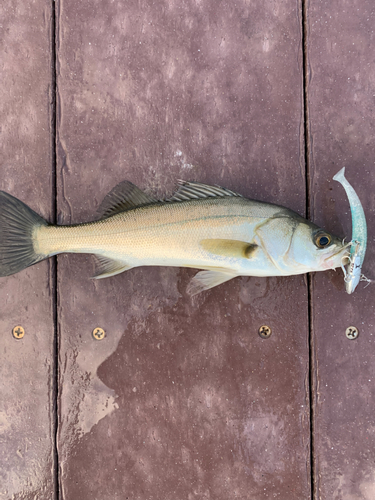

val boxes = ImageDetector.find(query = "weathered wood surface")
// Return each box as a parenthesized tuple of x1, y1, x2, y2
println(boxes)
(1, 0, 375, 498)
(307, 1, 375, 499)
(0, 1, 56, 499)
(56, 0, 311, 499)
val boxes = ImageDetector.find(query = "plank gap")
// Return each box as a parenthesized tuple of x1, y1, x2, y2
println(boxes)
(51, 0, 60, 498)
(301, 1, 316, 499)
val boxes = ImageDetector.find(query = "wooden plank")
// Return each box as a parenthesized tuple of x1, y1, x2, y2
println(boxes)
(307, 1, 375, 498)
(0, 1, 56, 499)
(56, 1, 311, 498)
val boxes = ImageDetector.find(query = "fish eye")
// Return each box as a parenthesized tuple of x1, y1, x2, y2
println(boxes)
(315, 232, 331, 248)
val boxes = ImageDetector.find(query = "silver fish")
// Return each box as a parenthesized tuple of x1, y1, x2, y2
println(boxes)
(333, 167, 368, 294)
(0, 180, 350, 295)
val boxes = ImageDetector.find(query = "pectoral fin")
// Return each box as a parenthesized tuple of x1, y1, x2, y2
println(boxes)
(92, 255, 132, 279)
(187, 268, 238, 296)
(200, 239, 257, 259)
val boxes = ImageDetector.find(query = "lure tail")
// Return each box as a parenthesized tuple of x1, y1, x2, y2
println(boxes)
(0, 191, 49, 277)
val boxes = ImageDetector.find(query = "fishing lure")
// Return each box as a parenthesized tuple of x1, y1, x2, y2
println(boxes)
(333, 167, 371, 293)
(343, 240, 361, 287)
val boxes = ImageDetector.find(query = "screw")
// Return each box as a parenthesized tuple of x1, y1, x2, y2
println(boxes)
(92, 327, 105, 340)
(12, 326, 25, 339)
(258, 325, 272, 339)
(345, 326, 359, 340)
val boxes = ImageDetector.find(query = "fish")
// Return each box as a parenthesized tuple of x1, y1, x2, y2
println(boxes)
(333, 167, 368, 294)
(0, 180, 350, 295)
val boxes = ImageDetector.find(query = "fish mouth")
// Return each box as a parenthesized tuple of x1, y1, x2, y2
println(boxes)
(323, 240, 351, 269)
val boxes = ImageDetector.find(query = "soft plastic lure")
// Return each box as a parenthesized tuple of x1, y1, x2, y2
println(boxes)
(333, 167, 369, 294)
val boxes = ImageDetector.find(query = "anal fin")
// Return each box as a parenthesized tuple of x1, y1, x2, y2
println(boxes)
(92, 255, 132, 279)
(187, 268, 237, 296)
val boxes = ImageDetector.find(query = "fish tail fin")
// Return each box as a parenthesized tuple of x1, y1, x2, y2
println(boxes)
(0, 191, 49, 277)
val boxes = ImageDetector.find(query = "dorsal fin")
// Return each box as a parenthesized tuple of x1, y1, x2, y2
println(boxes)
(97, 181, 157, 219)
(167, 181, 243, 202)
(97, 180, 242, 219)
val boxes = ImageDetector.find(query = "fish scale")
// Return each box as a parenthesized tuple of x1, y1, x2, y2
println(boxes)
(35, 198, 286, 264)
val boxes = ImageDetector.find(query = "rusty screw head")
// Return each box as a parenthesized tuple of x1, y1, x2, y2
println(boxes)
(92, 327, 105, 340)
(258, 325, 272, 339)
(345, 326, 359, 340)
(12, 326, 25, 340)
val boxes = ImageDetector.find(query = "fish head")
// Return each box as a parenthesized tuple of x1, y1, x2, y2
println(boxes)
(255, 213, 349, 275)
(286, 220, 350, 273)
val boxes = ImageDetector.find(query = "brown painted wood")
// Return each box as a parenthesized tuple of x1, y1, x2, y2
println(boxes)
(0, 1, 56, 498)
(56, 0, 311, 498)
(307, 1, 375, 498)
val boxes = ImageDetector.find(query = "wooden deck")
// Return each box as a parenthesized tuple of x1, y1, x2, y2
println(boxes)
(1, 0, 374, 498)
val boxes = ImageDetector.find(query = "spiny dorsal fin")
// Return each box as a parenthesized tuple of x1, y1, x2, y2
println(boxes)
(167, 181, 243, 202)
(97, 181, 157, 219)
